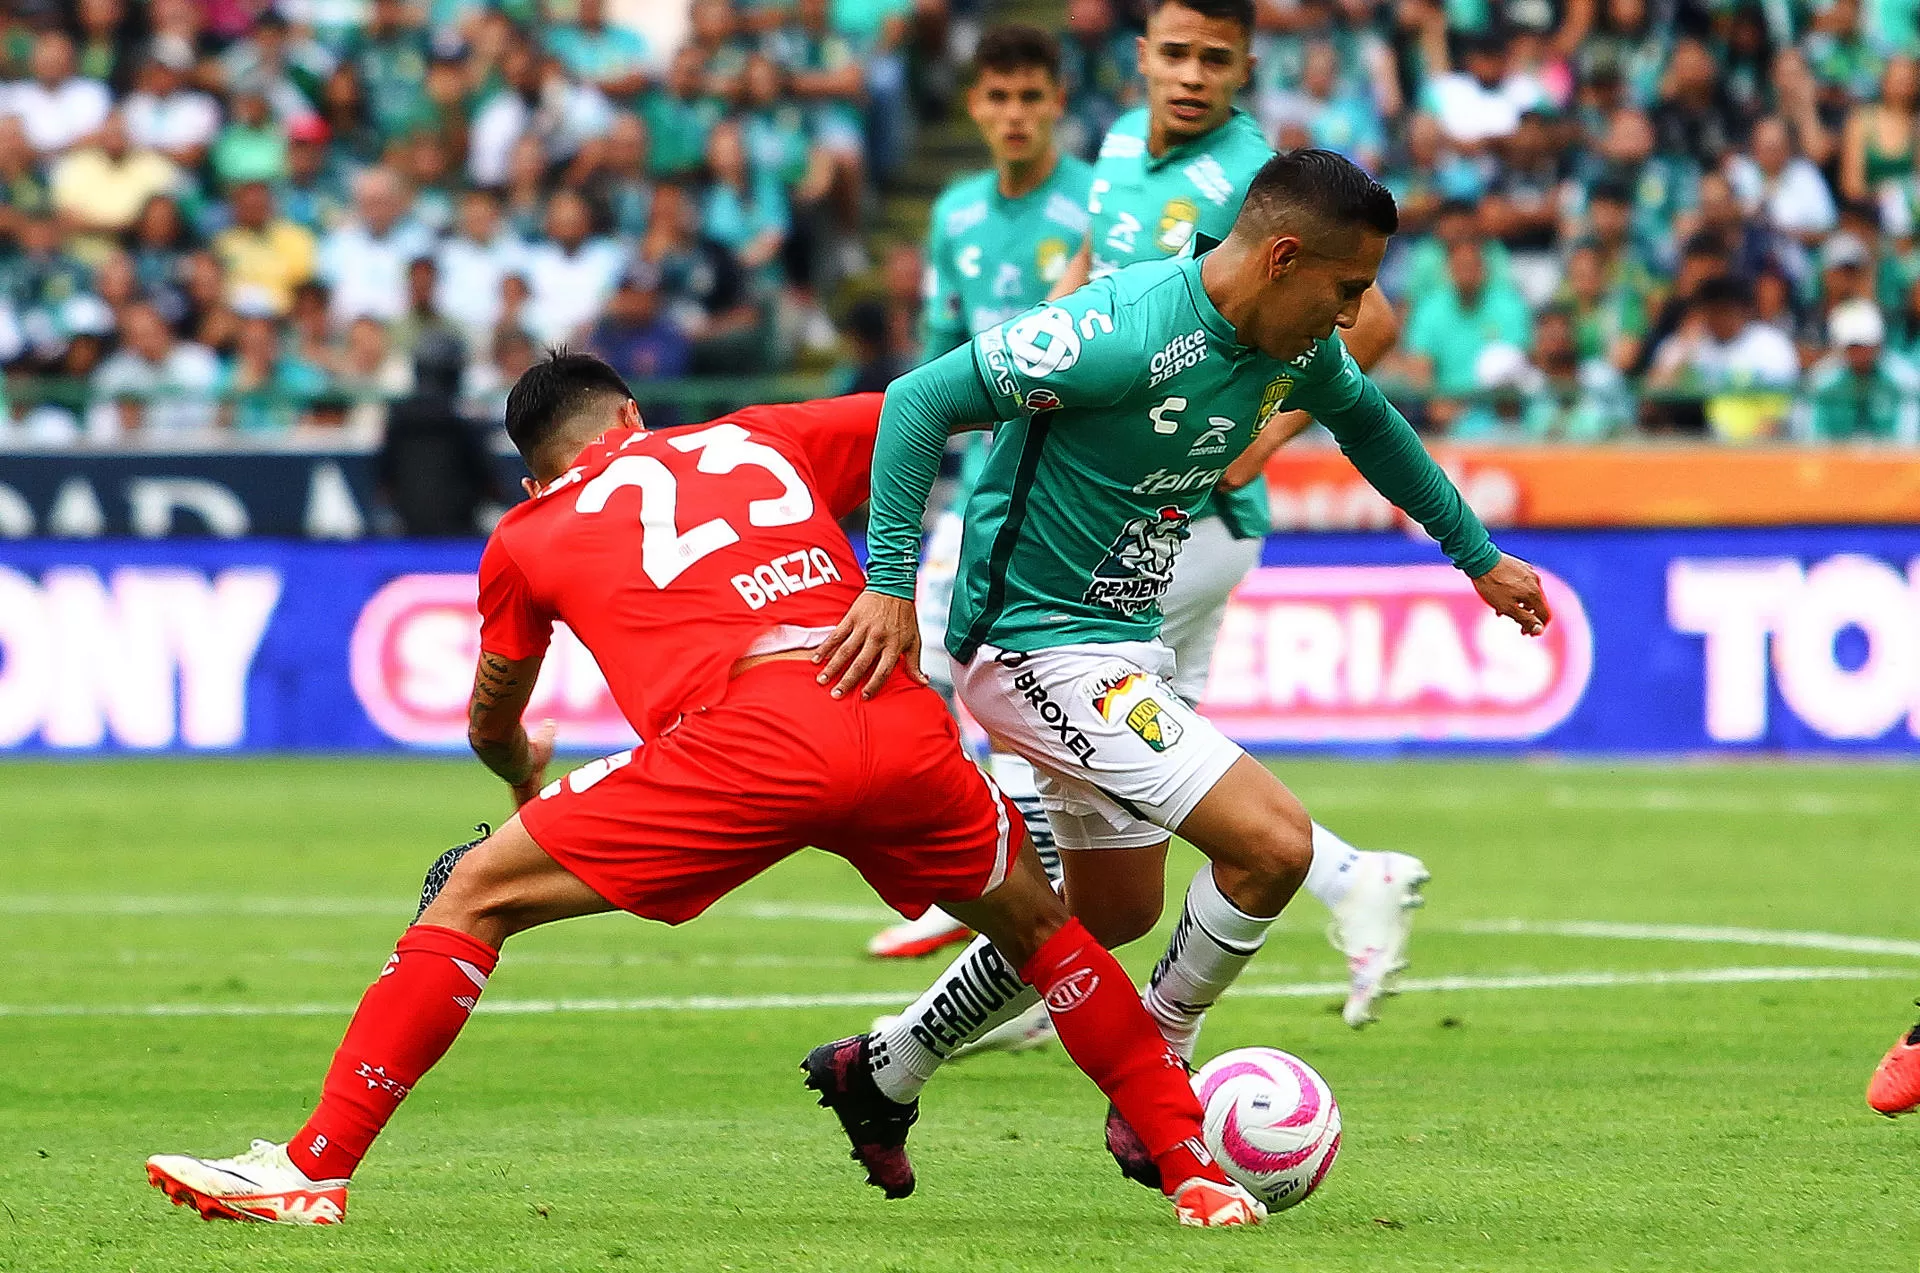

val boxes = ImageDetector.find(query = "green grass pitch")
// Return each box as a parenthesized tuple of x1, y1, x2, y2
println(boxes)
(1, 757, 1916, 1272)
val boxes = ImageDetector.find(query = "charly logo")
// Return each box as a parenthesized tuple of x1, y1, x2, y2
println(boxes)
(1083, 506, 1192, 615)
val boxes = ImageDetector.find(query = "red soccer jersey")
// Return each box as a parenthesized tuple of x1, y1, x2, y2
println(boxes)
(477, 395, 881, 741)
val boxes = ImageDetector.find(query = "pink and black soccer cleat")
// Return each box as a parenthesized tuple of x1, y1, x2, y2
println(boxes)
(803, 1034, 919, 1198)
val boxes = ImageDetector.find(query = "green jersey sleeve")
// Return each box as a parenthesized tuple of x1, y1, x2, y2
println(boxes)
(864, 345, 999, 600)
(969, 282, 1143, 421)
(1284, 338, 1503, 577)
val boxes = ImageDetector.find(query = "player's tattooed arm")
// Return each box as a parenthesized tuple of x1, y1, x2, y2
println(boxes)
(467, 651, 554, 806)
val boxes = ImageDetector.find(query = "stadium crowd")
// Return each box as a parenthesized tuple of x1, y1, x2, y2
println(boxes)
(1, 0, 1918, 444)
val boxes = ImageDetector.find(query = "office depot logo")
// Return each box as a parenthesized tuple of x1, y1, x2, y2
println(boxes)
(1201, 565, 1592, 742)
(349, 573, 635, 748)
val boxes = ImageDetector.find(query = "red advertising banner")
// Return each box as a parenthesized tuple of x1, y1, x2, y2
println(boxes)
(1265, 446, 1920, 529)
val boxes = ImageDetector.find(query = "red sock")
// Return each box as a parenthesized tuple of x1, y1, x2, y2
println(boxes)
(287, 924, 498, 1182)
(1019, 918, 1230, 1193)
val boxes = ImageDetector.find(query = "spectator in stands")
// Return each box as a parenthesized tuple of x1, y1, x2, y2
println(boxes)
(319, 166, 435, 325)
(1840, 56, 1917, 216)
(1690, 171, 1790, 288)
(286, 279, 338, 378)
(591, 264, 693, 392)
(638, 181, 757, 361)
(210, 87, 288, 187)
(0, 116, 50, 243)
(643, 43, 724, 181)
(1259, 41, 1384, 173)
(1796, 298, 1920, 442)
(391, 256, 461, 355)
(1399, 236, 1534, 430)
(1652, 35, 1741, 168)
(396, 132, 460, 237)
(1560, 240, 1648, 372)
(214, 181, 317, 317)
(576, 114, 655, 239)
(220, 11, 331, 127)
(1426, 32, 1531, 147)
(5, 31, 111, 156)
(1397, 200, 1513, 308)
(123, 41, 219, 171)
(701, 119, 788, 296)
(775, 0, 867, 226)
(1056, 0, 1135, 160)
(350, 0, 433, 144)
(498, 134, 549, 242)
(181, 249, 240, 353)
(125, 193, 192, 306)
(89, 299, 221, 439)
(1647, 275, 1800, 440)
(545, 0, 652, 100)
(521, 187, 623, 345)
(1727, 116, 1838, 246)
(317, 64, 383, 168)
(278, 116, 350, 234)
(226, 309, 327, 435)
(436, 188, 525, 350)
(50, 109, 179, 248)
(70, 0, 137, 96)
(334, 314, 411, 443)
(835, 297, 902, 395)
(1525, 305, 1636, 440)
(464, 322, 538, 422)
(2, 213, 91, 320)
(1484, 109, 1566, 302)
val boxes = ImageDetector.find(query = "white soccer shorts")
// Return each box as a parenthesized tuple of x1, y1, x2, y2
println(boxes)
(951, 640, 1245, 851)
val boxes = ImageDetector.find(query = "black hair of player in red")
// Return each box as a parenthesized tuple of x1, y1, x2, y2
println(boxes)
(504, 348, 638, 471)
(973, 24, 1061, 81)
(1151, 0, 1256, 33)
(1238, 148, 1398, 242)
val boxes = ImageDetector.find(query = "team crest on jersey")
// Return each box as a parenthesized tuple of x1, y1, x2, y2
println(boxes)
(1125, 697, 1184, 751)
(1083, 506, 1191, 615)
(1254, 375, 1294, 433)
(1037, 236, 1070, 285)
(1156, 197, 1199, 254)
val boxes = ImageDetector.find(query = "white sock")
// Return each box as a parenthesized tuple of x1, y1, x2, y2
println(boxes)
(868, 934, 1040, 1103)
(1303, 821, 1365, 910)
(1143, 865, 1276, 1062)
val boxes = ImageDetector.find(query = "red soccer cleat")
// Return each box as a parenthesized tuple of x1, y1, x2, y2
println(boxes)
(1867, 1007, 1920, 1116)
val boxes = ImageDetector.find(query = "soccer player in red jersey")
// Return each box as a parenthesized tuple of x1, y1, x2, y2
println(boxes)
(143, 353, 1263, 1229)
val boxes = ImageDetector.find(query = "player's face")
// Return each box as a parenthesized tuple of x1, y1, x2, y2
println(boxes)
(968, 66, 1064, 166)
(1136, 4, 1251, 142)
(1250, 230, 1386, 360)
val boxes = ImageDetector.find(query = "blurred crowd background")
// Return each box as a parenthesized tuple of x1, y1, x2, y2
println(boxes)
(3, 0, 1920, 448)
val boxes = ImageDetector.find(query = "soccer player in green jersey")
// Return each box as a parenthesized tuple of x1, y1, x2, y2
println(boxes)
(865, 27, 1098, 978)
(810, 149, 1551, 1188)
(1060, 0, 1433, 1029)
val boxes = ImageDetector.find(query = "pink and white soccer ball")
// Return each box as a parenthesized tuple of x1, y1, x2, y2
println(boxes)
(1192, 1047, 1341, 1211)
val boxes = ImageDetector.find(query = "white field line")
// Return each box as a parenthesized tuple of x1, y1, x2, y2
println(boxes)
(0, 896, 897, 922)
(1299, 785, 1895, 816)
(1455, 919, 1920, 960)
(0, 965, 1903, 1020)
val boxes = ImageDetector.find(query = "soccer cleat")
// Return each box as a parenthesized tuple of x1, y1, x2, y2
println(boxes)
(146, 1139, 347, 1225)
(1105, 1102, 1163, 1191)
(866, 907, 973, 959)
(1328, 851, 1431, 1028)
(952, 1003, 1055, 1059)
(1867, 1006, 1920, 1116)
(1169, 1176, 1267, 1227)
(802, 1034, 919, 1198)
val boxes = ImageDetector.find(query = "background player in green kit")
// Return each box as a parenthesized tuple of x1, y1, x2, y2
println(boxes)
(863, 28, 1093, 984)
(809, 149, 1553, 1187)
(1052, 0, 1436, 1027)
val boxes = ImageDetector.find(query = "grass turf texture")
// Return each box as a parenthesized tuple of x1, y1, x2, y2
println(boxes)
(1, 758, 1915, 1273)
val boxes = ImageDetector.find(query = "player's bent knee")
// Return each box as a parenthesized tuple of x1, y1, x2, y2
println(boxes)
(1244, 799, 1314, 886)
(1076, 898, 1161, 949)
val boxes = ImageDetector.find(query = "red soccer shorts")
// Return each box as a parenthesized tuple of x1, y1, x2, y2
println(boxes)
(516, 660, 1018, 925)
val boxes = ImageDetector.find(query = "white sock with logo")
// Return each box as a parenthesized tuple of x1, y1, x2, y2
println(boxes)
(1302, 822, 1365, 910)
(1143, 865, 1276, 1062)
(867, 934, 1041, 1103)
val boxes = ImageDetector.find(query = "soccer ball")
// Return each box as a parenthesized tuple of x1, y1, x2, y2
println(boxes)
(1191, 1047, 1341, 1211)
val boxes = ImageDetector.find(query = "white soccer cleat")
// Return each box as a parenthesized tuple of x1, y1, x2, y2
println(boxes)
(866, 906, 973, 960)
(1169, 1176, 1267, 1227)
(1328, 851, 1431, 1028)
(146, 1139, 348, 1225)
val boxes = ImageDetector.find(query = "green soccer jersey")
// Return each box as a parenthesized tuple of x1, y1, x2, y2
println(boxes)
(863, 254, 1502, 661)
(1086, 106, 1274, 537)
(922, 156, 1096, 508)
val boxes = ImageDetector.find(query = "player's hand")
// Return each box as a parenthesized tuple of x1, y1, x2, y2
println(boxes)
(813, 590, 928, 700)
(1472, 554, 1552, 637)
(510, 718, 557, 807)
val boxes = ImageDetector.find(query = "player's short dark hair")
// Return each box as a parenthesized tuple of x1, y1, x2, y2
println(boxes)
(974, 24, 1060, 81)
(1236, 149, 1398, 247)
(503, 349, 636, 462)
(1153, 0, 1257, 31)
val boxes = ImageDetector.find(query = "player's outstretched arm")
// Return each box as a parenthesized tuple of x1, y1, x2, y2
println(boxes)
(814, 346, 999, 699)
(1047, 235, 1092, 300)
(1304, 360, 1552, 635)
